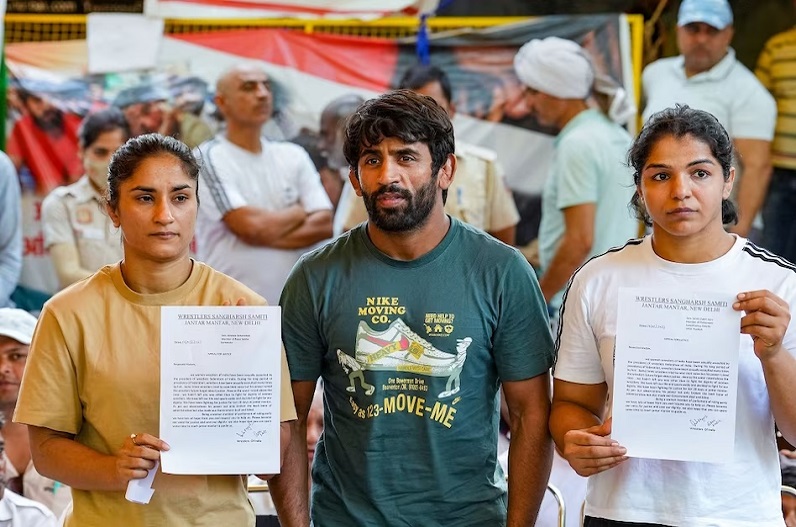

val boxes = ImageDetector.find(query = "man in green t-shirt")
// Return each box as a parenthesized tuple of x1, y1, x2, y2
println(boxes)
(269, 90, 555, 527)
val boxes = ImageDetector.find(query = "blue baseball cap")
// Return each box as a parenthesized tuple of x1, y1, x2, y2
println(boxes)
(678, 0, 733, 29)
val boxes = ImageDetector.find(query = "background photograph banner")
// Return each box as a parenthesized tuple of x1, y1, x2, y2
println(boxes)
(4, 14, 634, 295)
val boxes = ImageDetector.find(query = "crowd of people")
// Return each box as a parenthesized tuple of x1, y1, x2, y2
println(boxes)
(0, 0, 794, 525)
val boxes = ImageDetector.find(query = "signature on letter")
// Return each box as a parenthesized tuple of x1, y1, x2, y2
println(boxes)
(689, 415, 722, 428)
(236, 423, 269, 438)
(236, 423, 253, 437)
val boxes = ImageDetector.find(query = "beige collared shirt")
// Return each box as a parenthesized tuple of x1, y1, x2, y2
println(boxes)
(41, 176, 122, 274)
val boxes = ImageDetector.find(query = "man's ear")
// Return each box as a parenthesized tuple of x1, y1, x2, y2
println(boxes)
(723, 26, 735, 46)
(438, 153, 456, 190)
(348, 168, 362, 196)
(213, 93, 226, 118)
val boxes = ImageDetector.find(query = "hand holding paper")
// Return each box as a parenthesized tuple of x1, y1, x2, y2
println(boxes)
(117, 432, 167, 503)
(734, 289, 791, 359)
(126, 460, 159, 504)
(561, 418, 628, 477)
(113, 432, 165, 482)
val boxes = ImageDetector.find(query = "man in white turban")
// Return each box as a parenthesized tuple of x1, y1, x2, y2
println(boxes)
(513, 36, 638, 316)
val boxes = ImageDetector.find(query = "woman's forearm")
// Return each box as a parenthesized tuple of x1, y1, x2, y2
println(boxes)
(29, 426, 159, 491)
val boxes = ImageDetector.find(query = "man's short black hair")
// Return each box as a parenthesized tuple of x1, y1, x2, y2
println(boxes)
(343, 89, 455, 181)
(398, 64, 452, 104)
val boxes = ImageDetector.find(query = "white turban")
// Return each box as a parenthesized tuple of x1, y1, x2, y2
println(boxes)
(513, 36, 594, 99)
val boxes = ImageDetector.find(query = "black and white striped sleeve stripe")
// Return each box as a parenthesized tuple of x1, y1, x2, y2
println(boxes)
(742, 241, 796, 273)
(198, 140, 235, 215)
(554, 237, 645, 351)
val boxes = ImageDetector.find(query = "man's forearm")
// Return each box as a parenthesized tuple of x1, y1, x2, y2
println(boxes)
(539, 237, 591, 303)
(506, 405, 553, 526)
(269, 419, 311, 527)
(270, 210, 333, 250)
(731, 138, 773, 236)
(251, 205, 307, 245)
(732, 162, 772, 236)
(488, 225, 517, 246)
(223, 204, 306, 247)
(49, 243, 93, 289)
(57, 268, 93, 289)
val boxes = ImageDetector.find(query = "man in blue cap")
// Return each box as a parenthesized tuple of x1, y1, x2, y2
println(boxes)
(642, 0, 776, 239)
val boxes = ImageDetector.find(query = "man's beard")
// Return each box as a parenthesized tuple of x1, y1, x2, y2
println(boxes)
(362, 175, 438, 232)
(32, 107, 64, 134)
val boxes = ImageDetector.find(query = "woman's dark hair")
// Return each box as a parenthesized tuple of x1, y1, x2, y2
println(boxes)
(343, 90, 455, 202)
(78, 107, 131, 149)
(106, 133, 200, 210)
(627, 104, 738, 226)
